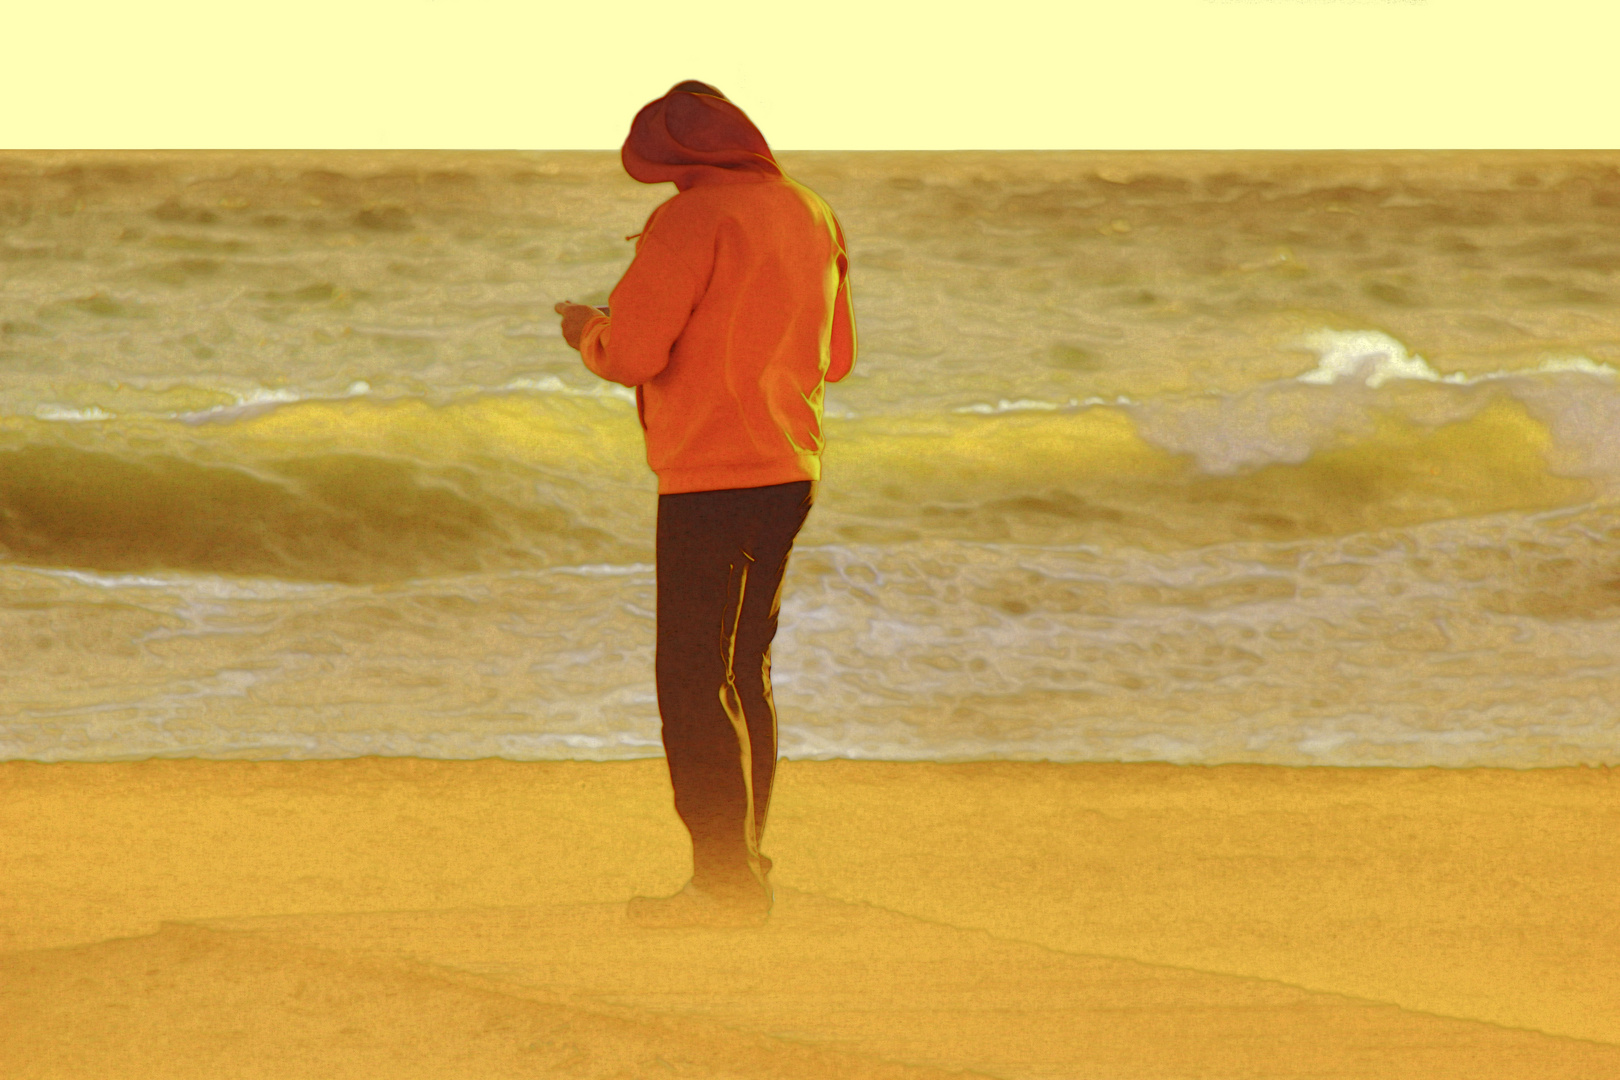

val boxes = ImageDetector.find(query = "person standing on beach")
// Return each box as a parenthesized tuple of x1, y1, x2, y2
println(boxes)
(554, 80, 856, 928)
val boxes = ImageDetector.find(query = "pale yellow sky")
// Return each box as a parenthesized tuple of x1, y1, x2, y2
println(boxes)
(3, 0, 1614, 149)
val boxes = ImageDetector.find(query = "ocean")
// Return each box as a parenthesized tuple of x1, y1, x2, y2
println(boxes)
(3, 149, 1618, 766)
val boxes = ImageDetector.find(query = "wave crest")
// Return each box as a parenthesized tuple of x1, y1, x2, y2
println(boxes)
(0, 443, 642, 584)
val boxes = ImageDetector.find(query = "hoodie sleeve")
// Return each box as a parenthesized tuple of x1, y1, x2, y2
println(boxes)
(578, 223, 706, 388)
(826, 215, 856, 384)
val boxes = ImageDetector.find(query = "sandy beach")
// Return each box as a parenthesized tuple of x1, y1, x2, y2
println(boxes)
(2, 757, 1616, 1078)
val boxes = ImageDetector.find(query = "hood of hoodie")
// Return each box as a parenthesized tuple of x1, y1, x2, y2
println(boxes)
(621, 83, 783, 191)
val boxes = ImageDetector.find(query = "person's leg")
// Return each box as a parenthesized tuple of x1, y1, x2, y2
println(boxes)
(655, 488, 755, 897)
(652, 481, 812, 902)
(729, 481, 813, 854)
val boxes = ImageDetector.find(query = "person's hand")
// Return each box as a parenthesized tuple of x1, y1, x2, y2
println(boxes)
(554, 301, 608, 350)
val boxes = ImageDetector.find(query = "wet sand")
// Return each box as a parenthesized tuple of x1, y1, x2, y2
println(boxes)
(3, 757, 1617, 1078)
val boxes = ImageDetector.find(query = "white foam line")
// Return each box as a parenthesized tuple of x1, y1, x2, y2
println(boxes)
(33, 404, 115, 421)
(1297, 328, 1618, 388)
(501, 374, 637, 404)
(953, 395, 1133, 415)
(173, 381, 371, 424)
(549, 563, 656, 577)
(17, 565, 338, 597)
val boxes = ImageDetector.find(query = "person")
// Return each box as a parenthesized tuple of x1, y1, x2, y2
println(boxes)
(554, 80, 856, 928)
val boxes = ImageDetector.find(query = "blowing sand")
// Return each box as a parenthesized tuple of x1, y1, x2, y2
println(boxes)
(2, 757, 1617, 1078)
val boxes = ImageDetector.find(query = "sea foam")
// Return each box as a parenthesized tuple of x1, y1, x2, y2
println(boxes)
(1127, 328, 1620, 481)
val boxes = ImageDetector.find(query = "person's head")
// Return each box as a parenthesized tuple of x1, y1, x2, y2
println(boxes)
(621, 81, 779, 190)
(668, 80, 727, 100)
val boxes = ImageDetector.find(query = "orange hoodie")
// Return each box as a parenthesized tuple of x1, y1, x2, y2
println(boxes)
(577, 84, 856, 494)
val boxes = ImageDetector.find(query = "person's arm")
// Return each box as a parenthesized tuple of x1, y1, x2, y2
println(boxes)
(559, 230, 704, 387)
(553, 303, 609, 348)
(826, 217, 856, 383)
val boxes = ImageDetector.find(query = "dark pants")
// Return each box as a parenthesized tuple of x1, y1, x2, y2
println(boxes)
(655, 479, 813, 893)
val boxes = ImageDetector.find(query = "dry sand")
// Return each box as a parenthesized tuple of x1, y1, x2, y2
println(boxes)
(2, 757, 1617, 1078)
